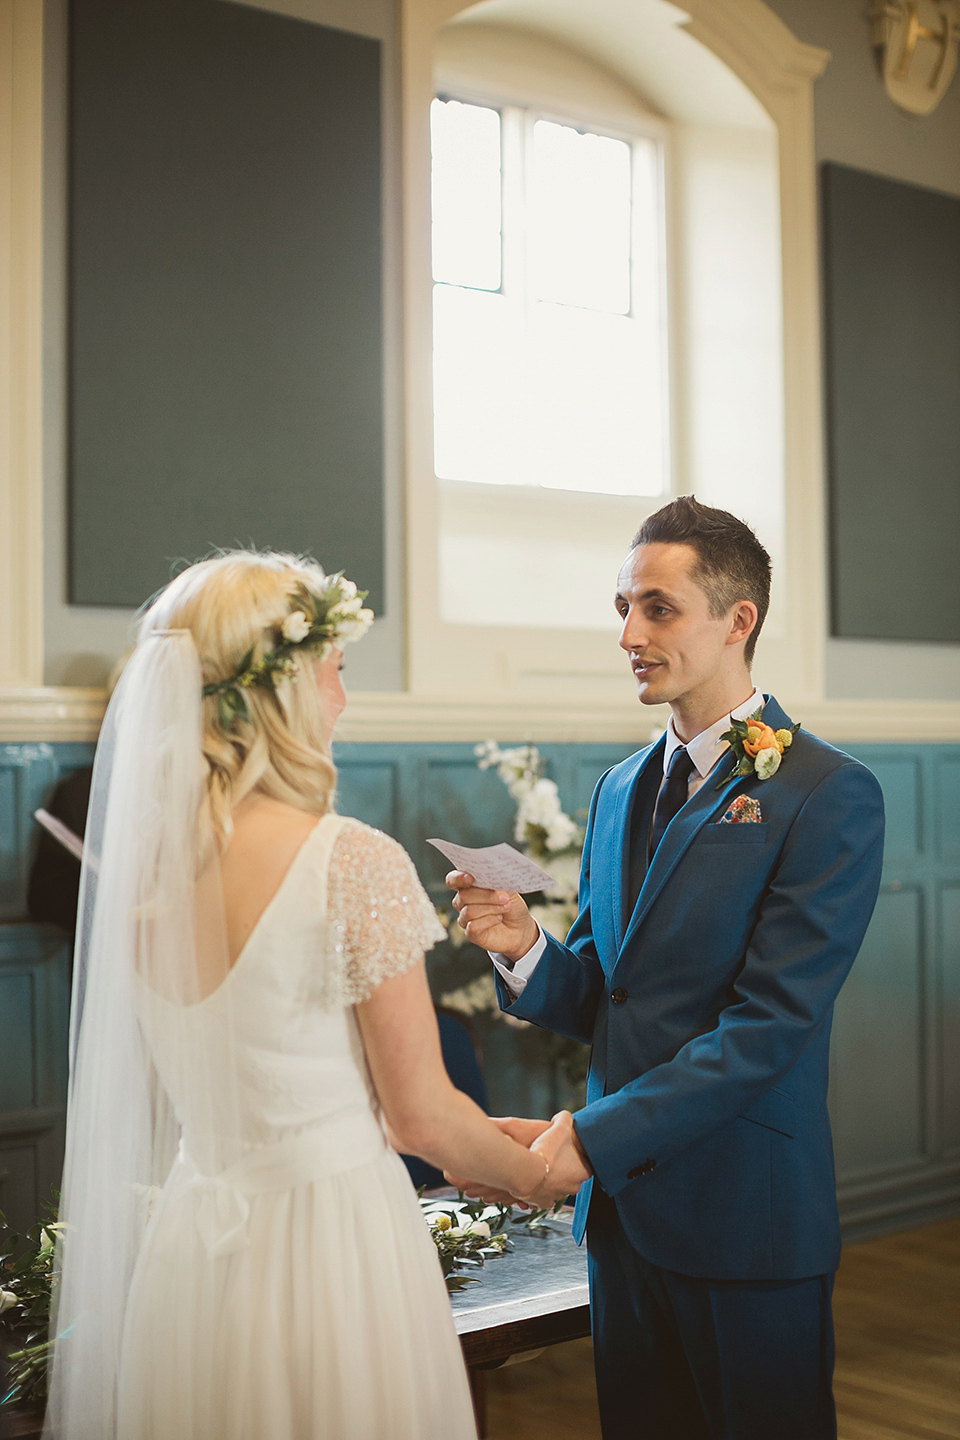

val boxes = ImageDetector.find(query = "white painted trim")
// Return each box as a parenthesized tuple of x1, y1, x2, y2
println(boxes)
(402, 0, 832, 707)
(0, 687, 106, 742)
(0, 0, 44, 688)
(680, 0, 830, 709)
(3, 686, 959, 746)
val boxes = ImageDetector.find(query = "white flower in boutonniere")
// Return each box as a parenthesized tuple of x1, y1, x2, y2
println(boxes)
(281, 610, 312, 643)
(717, 710, 800, 789)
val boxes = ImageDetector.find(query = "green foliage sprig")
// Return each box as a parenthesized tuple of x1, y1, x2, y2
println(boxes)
(1, 1193, 61, 1409)
(420, 1192, 564, 1291)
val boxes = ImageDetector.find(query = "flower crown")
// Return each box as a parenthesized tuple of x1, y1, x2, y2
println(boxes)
(202, 572, 373, 730)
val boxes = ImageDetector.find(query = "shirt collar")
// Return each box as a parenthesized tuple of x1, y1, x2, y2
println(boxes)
(662, 687, 764, 779)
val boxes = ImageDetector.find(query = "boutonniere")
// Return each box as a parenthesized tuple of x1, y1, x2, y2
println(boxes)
(716, 708, 800, 789)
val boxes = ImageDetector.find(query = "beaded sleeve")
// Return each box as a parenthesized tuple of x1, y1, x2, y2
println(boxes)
(326, 818, 447, 1005)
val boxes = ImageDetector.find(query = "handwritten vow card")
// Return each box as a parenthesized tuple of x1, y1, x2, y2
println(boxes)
(426, 839, 558, 895)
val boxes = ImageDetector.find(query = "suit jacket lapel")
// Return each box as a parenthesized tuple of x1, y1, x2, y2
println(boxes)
(616, 694, 793, 961)
(606, 738, 665, 953)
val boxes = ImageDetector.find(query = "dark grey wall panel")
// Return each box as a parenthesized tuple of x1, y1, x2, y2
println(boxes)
(822, 163, 960, 643)
(68, 0, 384, 610)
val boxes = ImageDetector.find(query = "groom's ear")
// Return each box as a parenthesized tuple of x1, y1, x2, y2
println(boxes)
(726, 599, 759, 649)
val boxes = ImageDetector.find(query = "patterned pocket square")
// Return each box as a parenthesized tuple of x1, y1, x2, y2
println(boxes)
(718, 795, 762, 824)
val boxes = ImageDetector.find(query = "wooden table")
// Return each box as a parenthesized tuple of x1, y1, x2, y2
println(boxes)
(451, 1211, 591, 1434)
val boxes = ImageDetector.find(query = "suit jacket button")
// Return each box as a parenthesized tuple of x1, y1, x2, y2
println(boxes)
(611, 987, 627, 1005)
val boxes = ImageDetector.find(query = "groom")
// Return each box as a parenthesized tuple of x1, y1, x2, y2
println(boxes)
(448, 497, 884, 1439)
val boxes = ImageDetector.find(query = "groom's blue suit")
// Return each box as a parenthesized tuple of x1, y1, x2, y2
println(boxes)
(496, 696, 885, 1437)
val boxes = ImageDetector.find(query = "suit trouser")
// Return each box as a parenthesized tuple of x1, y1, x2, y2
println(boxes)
(586, 1187, 837, 1440)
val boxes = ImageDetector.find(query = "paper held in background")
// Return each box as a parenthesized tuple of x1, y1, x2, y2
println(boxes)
(34, 809, 85, 862)
(426, 838, 558, 894)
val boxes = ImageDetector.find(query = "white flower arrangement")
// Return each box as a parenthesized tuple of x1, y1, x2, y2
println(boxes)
(474, 742, 581, 858)
(438, 744, 584, 1064)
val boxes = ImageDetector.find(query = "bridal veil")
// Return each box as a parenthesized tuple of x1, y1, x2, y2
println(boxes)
(45, 630, 242, 1440)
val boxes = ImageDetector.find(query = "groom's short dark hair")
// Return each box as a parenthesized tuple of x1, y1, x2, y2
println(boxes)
(631, 497, 771, 664)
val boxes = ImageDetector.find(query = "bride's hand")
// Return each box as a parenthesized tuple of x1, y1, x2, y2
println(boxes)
(441, 1175, 530, 1207)
(442, 1116, 553, 1205)
(522, 1111, 592, 1207)
(446, 872, 540, 961)
(490, 1115, 551, 1146)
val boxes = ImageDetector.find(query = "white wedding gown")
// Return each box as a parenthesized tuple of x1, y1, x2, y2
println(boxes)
(117, 815, 477, 1439)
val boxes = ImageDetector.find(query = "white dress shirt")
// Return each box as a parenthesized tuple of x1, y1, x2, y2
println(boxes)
(490, 687, 764, 997)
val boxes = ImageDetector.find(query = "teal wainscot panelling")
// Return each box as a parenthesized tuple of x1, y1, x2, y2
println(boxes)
(1, 738, 958, 1239)
(829, 745, 960, 1236)
(0, 745, 93, 1233)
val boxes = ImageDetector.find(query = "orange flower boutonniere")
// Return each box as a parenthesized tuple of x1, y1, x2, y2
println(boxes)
(717, 709, 800, 789)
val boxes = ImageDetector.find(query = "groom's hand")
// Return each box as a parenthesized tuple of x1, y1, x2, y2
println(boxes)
(527, 1110, 593, 1206)
(446, 871, 540, 961)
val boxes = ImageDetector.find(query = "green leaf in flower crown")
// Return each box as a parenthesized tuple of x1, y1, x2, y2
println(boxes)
(218, 688, 248, 729)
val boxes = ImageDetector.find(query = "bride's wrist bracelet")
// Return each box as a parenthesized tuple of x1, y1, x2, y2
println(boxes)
(519, 1152, 549, 1202)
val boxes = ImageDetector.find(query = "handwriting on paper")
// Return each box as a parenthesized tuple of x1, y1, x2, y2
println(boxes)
(426, 839, 558, 895)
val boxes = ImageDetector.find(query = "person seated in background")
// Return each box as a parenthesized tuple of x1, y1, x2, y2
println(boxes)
(26, 764, 92, 938)
(27, 658, 126, 941)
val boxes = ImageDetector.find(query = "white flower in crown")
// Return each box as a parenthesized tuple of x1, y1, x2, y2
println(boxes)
(330, 595, 365, 620)
(281, 610, 311, 644)
(334, 609, 375, 644)
(465, 1220, 491, 1239)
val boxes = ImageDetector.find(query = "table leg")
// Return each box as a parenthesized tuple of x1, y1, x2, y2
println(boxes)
(468, 1366, 487, 1438)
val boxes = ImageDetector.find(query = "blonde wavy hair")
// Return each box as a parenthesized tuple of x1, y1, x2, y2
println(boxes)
(139, 552, 339, 852)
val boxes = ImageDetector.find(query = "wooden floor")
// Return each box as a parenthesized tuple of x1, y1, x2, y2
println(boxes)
(484, 1216, 960, 1440)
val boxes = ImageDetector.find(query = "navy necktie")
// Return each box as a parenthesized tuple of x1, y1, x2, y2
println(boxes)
(649, 747, 696, 857)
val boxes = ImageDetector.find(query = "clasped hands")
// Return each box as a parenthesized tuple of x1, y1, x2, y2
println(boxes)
(444, 1111, 593, 1209)
(444, 869, 593, 1207)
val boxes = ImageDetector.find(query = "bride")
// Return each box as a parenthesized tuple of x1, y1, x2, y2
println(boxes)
(45, 551, 574, 1440)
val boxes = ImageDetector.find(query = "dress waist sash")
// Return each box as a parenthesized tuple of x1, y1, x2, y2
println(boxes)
(176, 1107, 388, 1259)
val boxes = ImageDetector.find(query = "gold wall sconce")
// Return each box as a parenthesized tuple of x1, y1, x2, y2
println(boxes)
(870, 0, 960, 114)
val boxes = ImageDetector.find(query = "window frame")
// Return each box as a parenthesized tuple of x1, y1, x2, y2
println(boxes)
(428, 79, 678, 658)
(432, 90, 674, 502)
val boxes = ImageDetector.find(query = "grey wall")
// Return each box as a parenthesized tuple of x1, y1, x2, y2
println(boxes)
(43, 0, 960, 698)
(765, 0, 960, 701)
(42, 0, 405, 689)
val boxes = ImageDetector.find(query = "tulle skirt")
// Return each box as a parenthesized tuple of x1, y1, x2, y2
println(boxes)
(117, 1148, 477, 1439)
